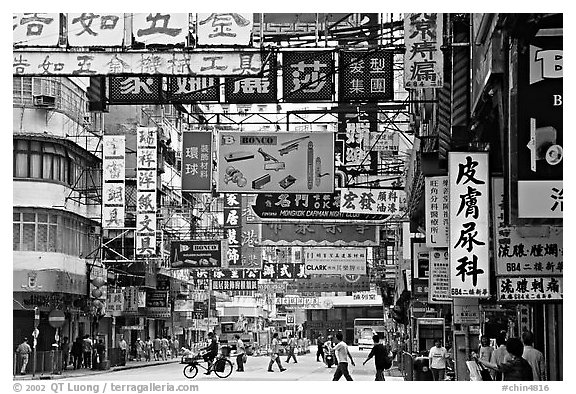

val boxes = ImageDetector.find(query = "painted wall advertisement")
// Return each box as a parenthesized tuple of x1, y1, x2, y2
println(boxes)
(449, 152, 490, 297)
(404, 13, 444, 89)
(303, 248, 367, 275)
(424, 176, 449, 247)
(217, 132, 334, 193)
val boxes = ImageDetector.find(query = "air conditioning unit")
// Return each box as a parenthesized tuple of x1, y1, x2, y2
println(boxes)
(33, 94, 56, 108)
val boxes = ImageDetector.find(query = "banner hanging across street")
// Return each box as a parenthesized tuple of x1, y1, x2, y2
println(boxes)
(217, 132, 335, 193)
(260, 223, 379, 247)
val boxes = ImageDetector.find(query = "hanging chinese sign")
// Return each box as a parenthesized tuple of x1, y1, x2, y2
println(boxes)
(369, 131, 399, 153)
(339, 50, 393, 102)
(258, 282, 288, 294)
(497, 277, 563, 301)
(181, 131, 213, 192)
(102, 135, 125, 229)
(282, 51, 333, 102)
(13, 13, 60, 47)
(189, 268, 261, 281)
(105, 289, 125, 316)
(303, 248, 367, 275)
(136, 127, 157, 257)
(108, 76, 162, 104)
(492, 178, 563, 276)
(340, 188, 407, 217)
(287, 274, 370, 293)
(275, 296, 334, 309)
(197, 13, 253, 46)
(424, 176, 449, 247)
(166, 77, 219, 102)
(240, 195, 263, 268)
(217, 132, 334, 193)
(123, 286, 140, 314)
(449, 152, 489, 297)
(13, 51, 263, 76)
(212, 280, 259, 291)
(225, 53, 277, 103)
(404, 13, 444, 89)
(261, 262, 308, 280)
(224, 193, 242, 267)
(170, 240, 224, 269)
(509, 25, 562, 221)
(453, 298, 480, 324)
(132, 13, 188, 46)
(260, 223, 378, 247)
(67, 13, 124, 47)
(428, 249, 451, 304)
(412, 239, 430, 280)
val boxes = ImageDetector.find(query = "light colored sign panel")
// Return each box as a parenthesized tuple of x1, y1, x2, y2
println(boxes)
(517, 181, 563, 218)
(217, 132, 334, 193)
(13, 13, 60, 47)
(67, 13, 125, 47)
(428, 249, 451, 304)
(340, 188, 407, 216)
(303, 247, 366, 275)
(492, 178, 563, 276)
(453, 297, 480, 324)
(197, 13, 253, 46)
(497, 277, 563, 301)
(425, 176, 449, 247)
(404, 13, 444, 89)
(132, 13, 188, 46)
(106, 290, 125, 316)
(13, 51, 263, 76)
(449, 152, 490, 297)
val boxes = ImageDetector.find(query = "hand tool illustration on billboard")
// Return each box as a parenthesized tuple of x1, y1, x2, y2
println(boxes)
(218, 132, 334, 193)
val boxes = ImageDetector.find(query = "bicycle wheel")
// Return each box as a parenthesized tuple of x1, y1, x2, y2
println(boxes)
(213, 359, 234, 378)
(183, 364, 198, 379)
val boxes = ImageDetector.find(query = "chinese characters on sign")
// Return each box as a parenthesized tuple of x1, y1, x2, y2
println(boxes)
(225, 53, 277, 103)
(282, 51, 333, 102)
(133, 13, 188, 46)
(224, 193, 242, 267)
(197, 13, 253, 46)
(261, 262, 308, 280)
(339, 50, 393, 102)
(136, 127, 157, 257)
(13, 13, 60, 47)
(240, 195, 262, 268)
(492, 178, 563, 276)
(261, 222, 378, 247)
(453, 298, 480, 324)
(449, 152, 490, 297)
(340, 188, 407, 217)
(425, 176, 449, 247)
(497, 277, 563, 301)
(182, 132, 213, 192)
(67, 13, 124, 47)
(105, 289, 125, 316)
(102, 135, 125, 229)
(303, 248, 367, 275)
(167, 77, 219, 102)
(109, 76, 162, 104)
(428, 250, 451, 304)
(404, 13, 444, 89)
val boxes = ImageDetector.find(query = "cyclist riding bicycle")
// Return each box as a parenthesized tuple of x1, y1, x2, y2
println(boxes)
(201, 332, 219, 375)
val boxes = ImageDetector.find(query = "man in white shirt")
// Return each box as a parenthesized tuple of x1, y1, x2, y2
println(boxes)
(332, 332, 355, 381)
(428, 338, 449, 381)
(267, 332, 286, 372)
(522, 331, 546, 381)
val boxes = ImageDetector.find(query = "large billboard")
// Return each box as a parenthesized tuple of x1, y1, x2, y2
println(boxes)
(170, 240, 224, 269)
(217, 132, 334, 193)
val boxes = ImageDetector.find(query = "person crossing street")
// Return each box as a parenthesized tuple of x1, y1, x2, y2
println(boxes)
(268, 332, 286, 372)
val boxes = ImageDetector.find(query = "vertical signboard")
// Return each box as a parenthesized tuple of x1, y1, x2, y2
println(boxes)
(449, 152, 489, 297)
(339, 50, 394, 102)
(67, 13, 125, 47)
(136, 127, 157, 256)
(428, 249, 451, 304)
(241, 195, 263, 268)
(282, 51, 333, 102)
(132, 13, 188, 46)
(424, 176, 449, 247)
(404, 13, 444, 89)
(13, 13, 60, 47)
(102, 135, 125, 228)
(197, 13, 253, 46)
(182, 131, 213, 192)
(511, 23, 563, 220)
(224, 193, 242, 267)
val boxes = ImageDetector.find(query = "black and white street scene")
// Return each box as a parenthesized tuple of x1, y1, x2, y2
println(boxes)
(10, 8, 566, 391)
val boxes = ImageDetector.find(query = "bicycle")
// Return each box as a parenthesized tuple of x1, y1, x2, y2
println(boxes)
(181, 353, 233, 379)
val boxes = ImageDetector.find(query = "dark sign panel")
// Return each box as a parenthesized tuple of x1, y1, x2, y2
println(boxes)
(189, 269, 261, 280)
(339, 50, 394, 102)
(225, 53, 277, 103)
(252, 192, 389, 221)
(170, 240, 223, 269)
(282, 51, 333, 102)
(108, 76, 162, 104)
(182, 132, 213, 192)
(224, 194, 243, 266)
(166, 77, 219, 102)
(261, 223, 379, 247)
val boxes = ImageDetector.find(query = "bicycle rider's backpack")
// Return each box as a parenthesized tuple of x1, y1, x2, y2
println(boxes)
(215, 358, 226, 372)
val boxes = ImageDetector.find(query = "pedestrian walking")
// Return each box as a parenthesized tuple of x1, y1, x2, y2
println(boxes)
(235, 334, 246, 372)
(71, 337, 82, 369)
(135, 338, 144, 361)
(161, 336, 169, 360)
(428, 338, 450, 381)
(490, 331, 509, 381)
(316, 334, 325, 362)
(153, 336, 162, 361)
(332, 332, 355, 381)
(473, 337, 533, 381)
(16, 338, 32, 375)
(118, 335, 128, 365)
(285, 334, 298, 363)
(478, 335, 494, 363)
(61, 337, 70, 370)
(522, 331, 546, 381)
(82, 335, 93, 369)
(363, 334, 393, 381)
(267, 332, 286, 372)
(171, 337, 180, 359)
